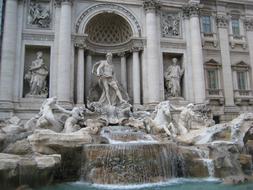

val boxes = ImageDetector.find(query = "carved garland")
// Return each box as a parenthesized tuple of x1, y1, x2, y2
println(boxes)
(244, 18, 253, 31)
(216, 15, 228, 28)
(75, 4, 141, 36)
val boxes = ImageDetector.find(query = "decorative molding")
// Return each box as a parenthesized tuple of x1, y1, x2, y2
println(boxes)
(244, 18, 253, 31)
(143, 0, 160, 12)
(75, 3, 141, 36)
(22, 32, 55, 41)
(216, 15, 228, 28)
(83, 37, 144, 54)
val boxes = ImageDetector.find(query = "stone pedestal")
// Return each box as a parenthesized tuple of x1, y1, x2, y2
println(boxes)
(0, 0, 18, 103)
(57, 0, 73, 104)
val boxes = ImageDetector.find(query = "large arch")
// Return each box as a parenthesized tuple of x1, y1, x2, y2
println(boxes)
(75, 3, 142, 37)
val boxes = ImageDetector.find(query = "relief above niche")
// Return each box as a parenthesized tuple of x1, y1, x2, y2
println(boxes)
(161, 11, 181, 38)
(27, 0, 51, 29)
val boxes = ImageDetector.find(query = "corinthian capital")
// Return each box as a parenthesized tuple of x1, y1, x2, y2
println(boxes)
(216, 15, 228, 28)
(244, 18, 253, 31)
(143, 0, 160, 12)
(182, 2, 200, 18)
(54, 0, 72, 7)
(188, 3, 200, 17)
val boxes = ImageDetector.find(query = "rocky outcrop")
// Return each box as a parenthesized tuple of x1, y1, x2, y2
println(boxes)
(28, 129, 93, 154)
(0, 153, 61, 190)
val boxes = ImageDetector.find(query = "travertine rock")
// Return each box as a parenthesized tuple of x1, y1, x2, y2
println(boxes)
(28, 129, 92, 154)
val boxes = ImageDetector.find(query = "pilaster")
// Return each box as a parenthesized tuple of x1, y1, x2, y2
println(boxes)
(216, 14, 235, 106)
(0, 0, 18, 107)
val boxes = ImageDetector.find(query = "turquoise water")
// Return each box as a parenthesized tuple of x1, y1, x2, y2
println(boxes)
(36, 179, 253, 190)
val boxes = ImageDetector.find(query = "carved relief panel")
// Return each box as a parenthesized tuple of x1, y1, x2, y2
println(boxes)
(27, 0, 52, 29)
(161, 11, 181, 38)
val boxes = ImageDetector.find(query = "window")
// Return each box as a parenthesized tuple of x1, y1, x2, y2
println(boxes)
(204, 59, 222, 96)
(237, 71, 247, 90)
(231, 18, 240, 36)
(207, 70, 218, 89)
(202, 16, 212, 33)
(232, 61, 251, 97)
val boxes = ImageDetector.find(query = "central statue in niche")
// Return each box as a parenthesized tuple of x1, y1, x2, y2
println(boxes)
(92, 52, 127, 106)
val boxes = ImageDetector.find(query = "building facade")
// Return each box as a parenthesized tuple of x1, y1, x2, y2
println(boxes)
(0, 0, 253, 122)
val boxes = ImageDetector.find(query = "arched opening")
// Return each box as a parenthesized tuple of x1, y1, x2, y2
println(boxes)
(85, 13, 133, 45)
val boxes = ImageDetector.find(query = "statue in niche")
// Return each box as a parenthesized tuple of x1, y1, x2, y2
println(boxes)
(29, 1, 50, 28)
(25, 51, 49, 97)
(164, 58, 184, 97)
(91, 52, 128, 106)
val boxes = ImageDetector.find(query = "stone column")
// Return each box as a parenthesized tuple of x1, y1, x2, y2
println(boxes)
(182, 7, 194, 102)
(188, 2, 206, 103)
(51, 1, 61, 97)
(119, 52, 127, 90)
(0, 0, 18, 103)
(76, 45, 85, 104)
(85, 52, 92, 96)
(144, 0, 161, 104)
(217, 15, 234, 106)
(245, 19, 253, 89)
(57, 0, 72, 104)
(132, 47, 142, 105)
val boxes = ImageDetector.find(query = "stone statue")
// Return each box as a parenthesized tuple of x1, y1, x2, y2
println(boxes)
(164, 58, 184, 97)
(144, 101, 177, 137)
(25, 51, 48, 97)
(55, 105, 86, 133)
(92, 52, 127, 106)
(29, 2, 50, 28)
(35, 97, 63, 132)
(170, 103, 195, 135)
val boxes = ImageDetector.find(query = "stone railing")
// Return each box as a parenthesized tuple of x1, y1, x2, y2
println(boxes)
(206, 89, 224, 105)
(234, 89, 253, 105)
(201, 32, 218, 47)
(229, 34, 247, 49)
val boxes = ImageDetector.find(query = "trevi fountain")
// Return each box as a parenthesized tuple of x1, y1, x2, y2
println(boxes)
(0, 52, 253, 190)
(1, 0, 253, 190)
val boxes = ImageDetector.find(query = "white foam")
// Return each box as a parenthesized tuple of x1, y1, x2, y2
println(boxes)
(72, 178, 221, 190)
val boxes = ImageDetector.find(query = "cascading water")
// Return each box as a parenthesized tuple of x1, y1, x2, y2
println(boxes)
(194, 148, 215, 177)
(81, 143, 186, 184)
(81, 126, 186, 184)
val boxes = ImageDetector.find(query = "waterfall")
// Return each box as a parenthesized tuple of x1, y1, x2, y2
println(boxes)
(194, 148, 215, 177)
(81, 143, 186, 184)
